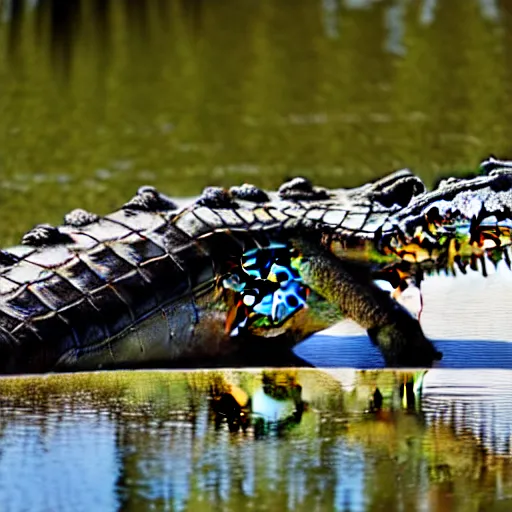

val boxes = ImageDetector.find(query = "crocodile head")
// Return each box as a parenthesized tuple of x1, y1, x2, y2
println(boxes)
(379, 159, 512, 269)
(208, 160, 512, 365)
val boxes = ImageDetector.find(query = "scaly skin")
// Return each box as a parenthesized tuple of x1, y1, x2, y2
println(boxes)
(295, 237, 441, 366)
(0, 157, 511, 373)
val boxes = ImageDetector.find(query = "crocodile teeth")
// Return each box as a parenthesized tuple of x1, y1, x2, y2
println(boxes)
(480, 254, 488, 277)
(469, 215, 481, 244)
(504, 247, 512, 269)
(454, 255, 467, 274)
(470, 254, 479, 272)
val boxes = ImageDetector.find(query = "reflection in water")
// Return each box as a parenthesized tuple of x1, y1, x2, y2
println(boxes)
(2, 0, 505, 63)
(211, 370, 305, 436)
(421, 370, 512, 455)
(421, 0, 500, 25)
(0, 369, 511, 510)
(322, 0, 340, 40)
(384, 2, 405, 56)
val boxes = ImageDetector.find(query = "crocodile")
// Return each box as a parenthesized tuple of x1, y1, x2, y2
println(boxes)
(0, 157, 511, 374)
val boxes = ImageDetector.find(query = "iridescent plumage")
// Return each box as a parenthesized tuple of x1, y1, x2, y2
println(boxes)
(222, 244, 308, 335)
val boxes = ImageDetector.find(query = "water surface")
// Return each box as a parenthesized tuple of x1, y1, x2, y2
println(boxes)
(0, 369, 511, 512)
(1, 0, 512, 243)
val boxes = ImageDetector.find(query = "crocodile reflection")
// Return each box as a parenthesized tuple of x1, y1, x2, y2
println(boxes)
(210, 370, 306, 436)
(0, 369, 511, 510)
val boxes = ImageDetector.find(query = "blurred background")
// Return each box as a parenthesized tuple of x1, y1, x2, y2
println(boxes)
(1, 0, 512, 243)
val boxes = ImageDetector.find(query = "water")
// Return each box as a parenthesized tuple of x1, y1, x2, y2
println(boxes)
(1, 0, 512, 244)
(1, 1, 512, 510)
(0, 369, 511, 512)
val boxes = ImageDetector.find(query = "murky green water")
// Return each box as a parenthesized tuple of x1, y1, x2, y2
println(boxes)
(1, 0, 512, 244)
(2, 1, 512, 510)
